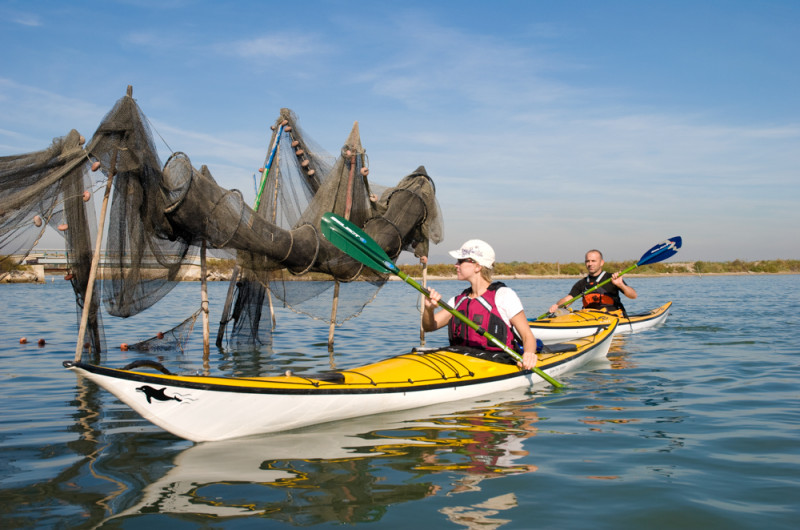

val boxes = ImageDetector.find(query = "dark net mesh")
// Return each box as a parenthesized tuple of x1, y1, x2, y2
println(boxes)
(127, 309, 201, 353)
(0, 129, 106, 354)
(0, 87, 443, 356)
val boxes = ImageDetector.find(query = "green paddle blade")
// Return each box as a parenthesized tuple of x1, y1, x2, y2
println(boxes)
(320, 212, 397, 275)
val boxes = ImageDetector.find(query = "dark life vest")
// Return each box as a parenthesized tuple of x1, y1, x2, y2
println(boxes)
(581, 272, 623, 311)
(448, 282, 521, 352)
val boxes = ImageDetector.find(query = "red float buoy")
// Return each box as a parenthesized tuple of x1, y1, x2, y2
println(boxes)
(58, 223, 68, 231)
(120, 343, 129, 351)
(360, 167, 369, 176)
(79, 135, 86, 145)
(37, 338, 46, 347)
(295, 149, 304, 156)
(91, 161, 101, 172)
(156, 332, 164, 339)
(291, 140, 300, 147)
(82, 190, 91, 202)
(20, 337, 27, 344)
(307, 169, 316, 177)
(33, 215, 43, 227)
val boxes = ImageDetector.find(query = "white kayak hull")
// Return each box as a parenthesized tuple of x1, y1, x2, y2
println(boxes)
(65, 320, 616, 442)
(530, 302, 671, 344)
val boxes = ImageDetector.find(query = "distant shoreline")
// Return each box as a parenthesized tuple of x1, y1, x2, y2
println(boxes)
(394, 271, 799, 281)
(2, 269, 797, 284)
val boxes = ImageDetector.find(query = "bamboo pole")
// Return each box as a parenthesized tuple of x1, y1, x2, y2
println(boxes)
(327, 280, 340, 355)
(419, 256, 428, 346)
(200, 239, 210, 360)
(74, 150, 116, 362)
(328, 150, 357, 351)
(266, 163, 281, 331)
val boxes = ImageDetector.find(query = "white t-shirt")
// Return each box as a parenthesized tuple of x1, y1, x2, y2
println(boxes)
(447, 286, 525, 327)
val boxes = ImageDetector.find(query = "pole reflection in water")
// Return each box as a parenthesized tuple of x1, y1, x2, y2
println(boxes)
(99, 390, 542, 526)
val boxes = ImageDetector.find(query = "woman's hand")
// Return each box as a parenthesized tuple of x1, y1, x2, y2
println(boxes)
(519, 350, 538, 370)
(424, 288, 442, 311)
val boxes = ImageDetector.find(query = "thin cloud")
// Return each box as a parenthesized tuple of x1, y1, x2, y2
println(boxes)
(7, 11, 42, 27)
(221, 34, 324, 60)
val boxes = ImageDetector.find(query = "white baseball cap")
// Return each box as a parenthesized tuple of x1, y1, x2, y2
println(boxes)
(449, 239, 495, 269)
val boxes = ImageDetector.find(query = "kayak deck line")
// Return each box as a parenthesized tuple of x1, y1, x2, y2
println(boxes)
(62, 335, 598, 396)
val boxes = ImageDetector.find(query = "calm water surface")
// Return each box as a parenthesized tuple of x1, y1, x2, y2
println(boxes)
(1, 275, 798, 529)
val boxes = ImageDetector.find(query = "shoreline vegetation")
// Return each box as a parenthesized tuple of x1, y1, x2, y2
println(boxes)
(2, 258, 799, 283)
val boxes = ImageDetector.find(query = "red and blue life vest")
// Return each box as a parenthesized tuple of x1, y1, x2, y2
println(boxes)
(448, 282, 521, 352)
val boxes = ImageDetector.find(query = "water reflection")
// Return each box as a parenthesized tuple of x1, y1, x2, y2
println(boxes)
(98, 392, 541, 526)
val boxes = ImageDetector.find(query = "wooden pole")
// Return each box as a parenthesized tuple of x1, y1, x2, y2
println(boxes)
(327, 280, 340, 354)
(74, 150, 116, 362)
(267, 164, 281, 331)
(328, 150, 357, 351)
(200, 239, 210, 360)
(419, 256, 428, 346)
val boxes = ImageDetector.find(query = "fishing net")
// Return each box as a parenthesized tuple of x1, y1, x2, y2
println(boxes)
(0, 86, 443, 355)
(217, 111, 443, 346)
(127, 309, 201, 353)
(0, 129, 106, 355)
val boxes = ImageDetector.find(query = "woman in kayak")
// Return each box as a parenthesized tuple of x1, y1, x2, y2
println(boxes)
(422, 239, 539, 370)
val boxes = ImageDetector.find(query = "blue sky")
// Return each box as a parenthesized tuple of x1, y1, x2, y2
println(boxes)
(2, 0, 798, 264)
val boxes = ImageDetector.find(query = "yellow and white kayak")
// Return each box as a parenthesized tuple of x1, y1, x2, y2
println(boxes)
(529, 302, 672, 344)
(64, 319, 617, 442)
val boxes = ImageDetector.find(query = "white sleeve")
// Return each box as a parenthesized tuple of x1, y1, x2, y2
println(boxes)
(495, 287, 524, 326)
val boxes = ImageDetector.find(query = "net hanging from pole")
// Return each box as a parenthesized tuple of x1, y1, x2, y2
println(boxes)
(0, 88, 444, 355)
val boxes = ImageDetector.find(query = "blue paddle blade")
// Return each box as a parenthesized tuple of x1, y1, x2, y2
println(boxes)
(637, 236, 682, 266)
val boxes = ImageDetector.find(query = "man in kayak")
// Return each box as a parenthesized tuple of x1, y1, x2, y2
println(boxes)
(549, 249, 637, 313)
(422, 239, 539, 370)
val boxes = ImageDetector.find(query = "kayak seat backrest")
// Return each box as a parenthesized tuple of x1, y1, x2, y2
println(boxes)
(439, 345, 517, 366)
(311, 371, 346, 383)
(540, 343, 579, 354)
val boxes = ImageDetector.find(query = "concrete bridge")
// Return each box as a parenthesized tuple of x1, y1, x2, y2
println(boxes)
(21, 249, 70, 270)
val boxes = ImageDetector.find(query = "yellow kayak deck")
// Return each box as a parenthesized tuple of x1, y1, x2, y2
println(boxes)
(66, 323, 615, 394)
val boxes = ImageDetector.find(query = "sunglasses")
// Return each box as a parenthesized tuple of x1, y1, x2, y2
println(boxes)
(456, 258, 476, 265)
